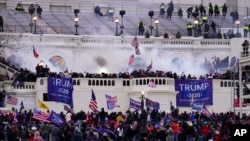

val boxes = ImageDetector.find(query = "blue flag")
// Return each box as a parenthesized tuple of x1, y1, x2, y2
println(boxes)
(47, 110, 65, 126)
(192, 102, 204, 111)
(146, 98, 160, 110)
(47, 77, 74, 107)
(93, 127, 118, 140)
(105, 94, 120, 110)
(129, 98, 141, 110)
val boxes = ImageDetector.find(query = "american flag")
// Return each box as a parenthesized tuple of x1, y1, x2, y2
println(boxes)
(32, 109, 51, 123)
(89, 89, 98, 112)
(6, 95, 18, 105)
(201, 106, 212, 118)
(128, 54, 134, 65)
(148, 80, 156, 88)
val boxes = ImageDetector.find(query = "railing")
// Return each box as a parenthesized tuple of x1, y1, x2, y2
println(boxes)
(3, 24, 188, 36)
(0, 62, 20, 75)
(0, 32, 232, 47)
(1, 0, 250, 16)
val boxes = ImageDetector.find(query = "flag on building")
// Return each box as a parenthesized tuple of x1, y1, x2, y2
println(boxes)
(148, 79, 156, 88)
(89, 89, 98, 112)
(128, 54, 134, 65)
(105, 94, 120, 110)
(20, 101, 24, 111)
(201, 106, 212, 118)
(32, 109, 51, 123)
(33, 46, 39, 58)
(6, 95, 18, 105)
(131, 36, 140, 55)
(38, 99, 49, 110)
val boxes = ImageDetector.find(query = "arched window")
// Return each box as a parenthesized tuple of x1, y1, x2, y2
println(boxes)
(96, 80, 99, 86)
(123, 80, 126, 86)
(228, 81, 231, 87)
(163, 79, 166, 85)
(100, 80, 103, 86)
(92, 80, 95, 86)
(159, 79, 162, 85)
(220, 81, 223, 87)
(77, 80, 80, 85)
(104, 80, 107, 86)
(136, 80, 139, 85)
(73, 80, 76, 85)
(139, 79, 142, 85)
(127, 80, 130, 86)
(112, 80, 115, 86)
(224, 81, 227, 87)
(88, 80, 91, 85)
(155, 79, 158, 85)
(143, 79, 146, 85)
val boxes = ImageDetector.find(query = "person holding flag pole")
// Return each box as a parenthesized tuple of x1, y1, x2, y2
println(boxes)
(140, 79, 157, 111)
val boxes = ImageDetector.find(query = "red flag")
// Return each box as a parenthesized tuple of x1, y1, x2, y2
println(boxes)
(89, 89, 98, 112)
(128, 54, 134, 65)
(33, 46, 39, 58)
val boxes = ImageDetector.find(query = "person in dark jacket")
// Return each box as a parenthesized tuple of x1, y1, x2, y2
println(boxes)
(37, 5, 43, 19)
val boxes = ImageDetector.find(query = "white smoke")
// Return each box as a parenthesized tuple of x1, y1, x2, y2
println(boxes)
(3, 41, 217, 77)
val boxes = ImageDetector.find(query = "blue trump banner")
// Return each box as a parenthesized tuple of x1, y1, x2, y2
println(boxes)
(47, 110, 65, 127)
(129, 98, 141, 110)
(146, 98, 160, 109)
(175, 79, 213, 107)
(47, 77, 73, 107)
(105, 94, 120, 110)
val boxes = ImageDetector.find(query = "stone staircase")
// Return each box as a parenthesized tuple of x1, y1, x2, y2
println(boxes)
(0, 62, 20, 79)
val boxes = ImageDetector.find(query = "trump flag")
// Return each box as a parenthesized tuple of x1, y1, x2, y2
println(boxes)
(105, 94, 120, 110)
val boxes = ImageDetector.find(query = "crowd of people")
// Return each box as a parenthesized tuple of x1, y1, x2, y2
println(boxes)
(0, 104, 249, 141)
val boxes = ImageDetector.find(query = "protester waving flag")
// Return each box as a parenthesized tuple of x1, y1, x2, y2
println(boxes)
(131, 36, 140, 55)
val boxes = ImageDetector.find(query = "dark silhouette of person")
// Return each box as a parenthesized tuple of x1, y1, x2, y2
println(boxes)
(94, 5, 101, 16)
(138, 20, 145, 36)
(0, 16, 3, 32)
(37, 5, 43, 19)
(222, 3, 227, 17)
